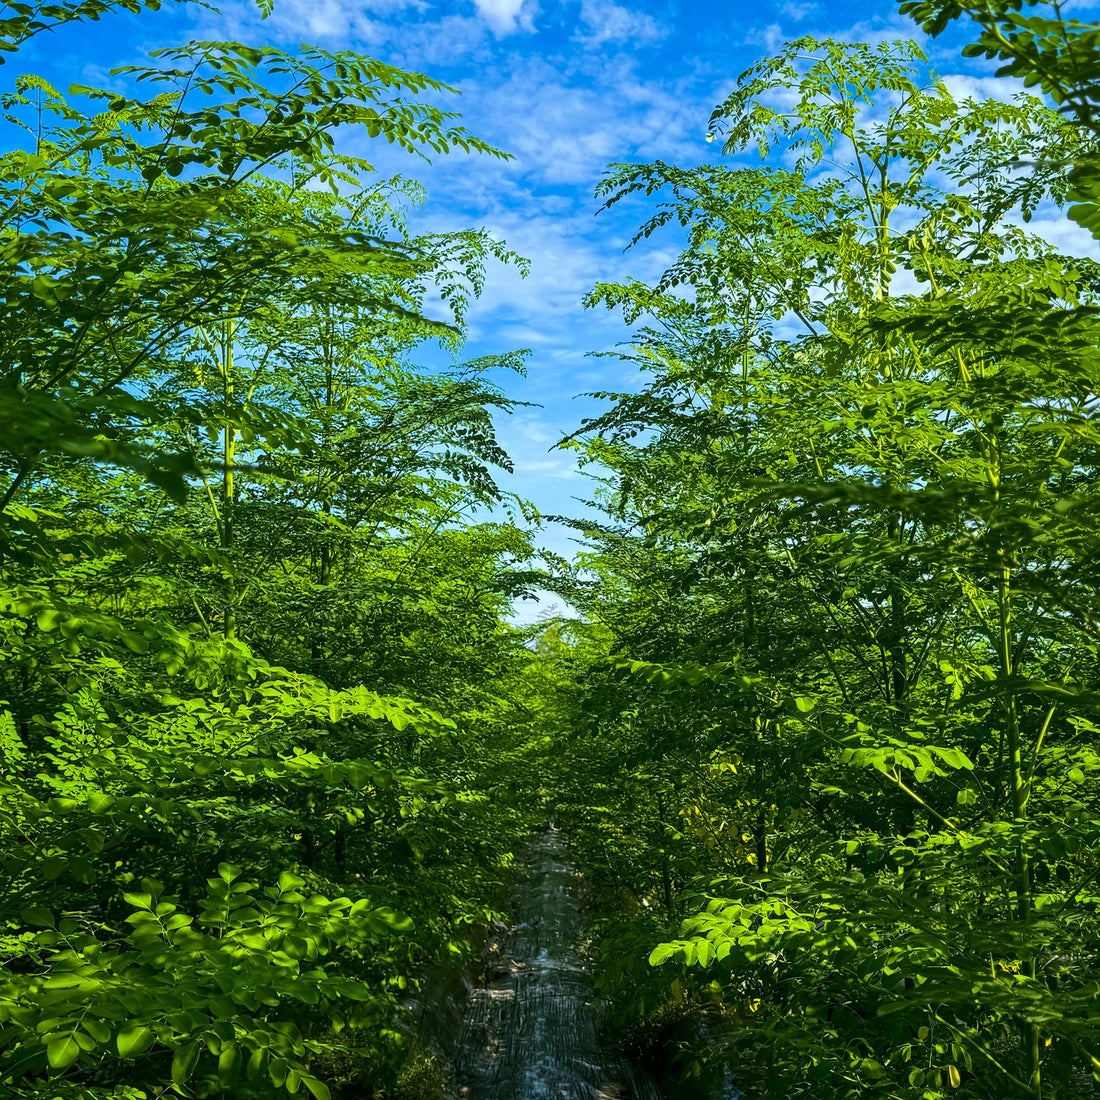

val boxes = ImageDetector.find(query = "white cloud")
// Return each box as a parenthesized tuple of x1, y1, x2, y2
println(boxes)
(191, 0, 373, 44)
(775, 0, 818, 20)
(575, 0, 667, 46)
(279, 0, 355, 37)
(744, 22, 784, 53)
(1017, 216, 1098, 259)
(447, 52, 710, 187)
(941, 72, 1033, 104)
(472, 0, 538, 35)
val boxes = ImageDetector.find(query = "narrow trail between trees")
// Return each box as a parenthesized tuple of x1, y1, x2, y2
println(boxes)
(451, 829, 664, 1100)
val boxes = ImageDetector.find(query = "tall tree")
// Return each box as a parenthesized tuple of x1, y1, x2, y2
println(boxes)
(0, 16, 549, 1100)
(558, 37, 1100, 1100)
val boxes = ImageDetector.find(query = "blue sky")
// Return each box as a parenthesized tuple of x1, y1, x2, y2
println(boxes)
(10, 0, 1096, 620)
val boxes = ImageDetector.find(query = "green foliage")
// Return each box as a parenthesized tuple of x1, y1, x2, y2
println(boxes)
(1, 866, 409, 1097)
(0, 36, 508, 503)
(555, 35, 1100, 1100)
(900, 0, 1100, 238)
(17, 3, 1100, 1098)
(0, 5, 555, 1099)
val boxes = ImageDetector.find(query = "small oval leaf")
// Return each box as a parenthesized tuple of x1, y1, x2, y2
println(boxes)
(47, 1035, 81, 1070)
(117, 1025, 155, 1059)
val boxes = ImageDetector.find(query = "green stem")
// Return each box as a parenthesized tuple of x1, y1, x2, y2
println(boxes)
(222, 320, 236, 641)
(998, 557, 1041, 1099)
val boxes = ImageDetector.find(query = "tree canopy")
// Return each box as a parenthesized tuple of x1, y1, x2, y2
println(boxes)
(3, 2, 1100, 1099)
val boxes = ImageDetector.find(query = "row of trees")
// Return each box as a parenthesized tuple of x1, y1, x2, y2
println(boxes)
(0, 3, 558, 1098)
(551, 6, 1100, 1099)
(6, 1, 1100, 1098)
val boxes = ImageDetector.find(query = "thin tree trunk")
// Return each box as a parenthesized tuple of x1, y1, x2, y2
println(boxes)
(998, 546, 1040, 1098)
(222, 320, 237, 641)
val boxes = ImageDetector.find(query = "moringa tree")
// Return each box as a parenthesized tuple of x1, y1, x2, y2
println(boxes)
(560, 37, 1100, 1099)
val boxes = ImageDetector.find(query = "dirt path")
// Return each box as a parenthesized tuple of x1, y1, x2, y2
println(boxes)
(451, 829, 663, 1100)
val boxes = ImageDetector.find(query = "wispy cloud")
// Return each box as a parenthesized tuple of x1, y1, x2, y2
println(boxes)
(472, 0, 539, 35)
(940, 72, 1031, 104)
(574, 0, 668, 46)
(774, 0, 819, 21)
